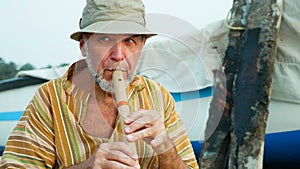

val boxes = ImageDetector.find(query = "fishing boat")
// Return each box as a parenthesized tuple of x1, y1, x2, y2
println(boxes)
(0, 68, 300, 168)
(1, 57, 299, 168)
(1, 3, 300, 167)
(136, 10, 300, 167)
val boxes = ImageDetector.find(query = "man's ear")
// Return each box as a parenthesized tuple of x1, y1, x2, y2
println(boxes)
(143, 35, 148, 45)
(79, 39, 86, 57)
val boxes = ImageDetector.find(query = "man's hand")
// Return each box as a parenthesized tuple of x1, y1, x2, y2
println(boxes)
(93, 142, 140, 169)
(67, 142, 140, 169)
(124, 109, 174, 154)
(123, 109, 188, 169)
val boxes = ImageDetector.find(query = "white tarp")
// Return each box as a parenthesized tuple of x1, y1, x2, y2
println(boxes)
(137, 20, 227, 93)
(271, 0, 300, 104)
(137, 0, 300, 103)
(16, 66, 69, 80)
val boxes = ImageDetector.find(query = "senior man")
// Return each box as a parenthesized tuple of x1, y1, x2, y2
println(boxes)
(0, 0, 198, 168)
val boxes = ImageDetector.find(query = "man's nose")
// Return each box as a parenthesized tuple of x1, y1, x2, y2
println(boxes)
(110, 42, 126, 61)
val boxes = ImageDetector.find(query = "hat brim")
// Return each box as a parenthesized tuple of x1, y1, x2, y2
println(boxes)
(70, 20, 157, 41)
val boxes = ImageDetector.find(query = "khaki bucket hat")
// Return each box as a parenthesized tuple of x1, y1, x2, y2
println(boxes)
(70, 0, 156, 41)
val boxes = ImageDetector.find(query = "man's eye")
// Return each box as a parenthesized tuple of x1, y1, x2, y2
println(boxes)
(124, 38, 136, 45)
(99, 36, 113, 44)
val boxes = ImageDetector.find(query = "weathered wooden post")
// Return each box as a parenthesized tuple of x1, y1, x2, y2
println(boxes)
(199, 0, 246, 168)
(200, 0, 282, 168)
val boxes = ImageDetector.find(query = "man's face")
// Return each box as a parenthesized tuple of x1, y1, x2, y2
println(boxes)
(80, 33, 146, 82)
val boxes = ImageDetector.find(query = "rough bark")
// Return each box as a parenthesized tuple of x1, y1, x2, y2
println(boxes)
(200, 0, 281, 168)
(199, 0, 246, 168)
(229, 0, 281, 168)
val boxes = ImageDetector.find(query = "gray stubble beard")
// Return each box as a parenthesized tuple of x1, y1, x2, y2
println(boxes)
(83, 40, 133, 94)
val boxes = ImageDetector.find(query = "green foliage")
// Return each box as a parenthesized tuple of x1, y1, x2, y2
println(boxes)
(0, 57, 69, 81)
(42, 65, 52, 69)
(41, 63, 69, 69)
(59, 63, 69, 67)
(18, 63, 35, 71)
(0, 58, 18, 80)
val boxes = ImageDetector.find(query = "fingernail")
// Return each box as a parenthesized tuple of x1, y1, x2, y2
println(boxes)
(135, 163, 140, 169)
(124, 118, 130, 123)
(125, 126, 131, 133)
(127, 134, 135, 141)
(133, 153, 138, 159)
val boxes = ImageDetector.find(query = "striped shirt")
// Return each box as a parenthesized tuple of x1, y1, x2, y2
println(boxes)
(0, 61, 199, 169)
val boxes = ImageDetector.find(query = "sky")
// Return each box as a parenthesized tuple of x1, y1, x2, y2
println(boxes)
(0, 0, 232, 68)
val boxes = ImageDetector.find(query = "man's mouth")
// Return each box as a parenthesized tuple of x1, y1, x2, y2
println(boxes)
(105, 67, 128, 72)
(102, 68, 129, 80)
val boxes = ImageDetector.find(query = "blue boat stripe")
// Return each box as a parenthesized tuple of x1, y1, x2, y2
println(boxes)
(0, 87, 213, 121)
(0, 145, 5, 156)
(171, 87, 213, 102)
(0, 111, 23, 121)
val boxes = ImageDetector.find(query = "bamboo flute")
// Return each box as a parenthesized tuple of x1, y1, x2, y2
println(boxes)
(112, 69, 137, 155)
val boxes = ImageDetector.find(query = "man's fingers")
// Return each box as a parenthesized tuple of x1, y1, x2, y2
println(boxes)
(100, 160, 140, 169)
(105, 150, 139, 167)
(99, 142, 138, 160)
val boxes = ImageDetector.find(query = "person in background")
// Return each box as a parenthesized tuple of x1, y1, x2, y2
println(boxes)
(0, 0, 199, 168)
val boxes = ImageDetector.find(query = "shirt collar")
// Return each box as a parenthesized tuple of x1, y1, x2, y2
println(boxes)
(61, 59, 146, 101)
